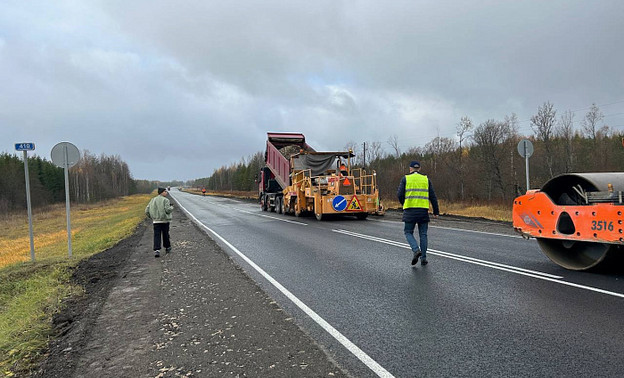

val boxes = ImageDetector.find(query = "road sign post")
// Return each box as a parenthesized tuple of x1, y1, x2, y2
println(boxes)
(51, 142, 80, 258)
(15, 143, 36, 262)
(517, 139, 534, 192)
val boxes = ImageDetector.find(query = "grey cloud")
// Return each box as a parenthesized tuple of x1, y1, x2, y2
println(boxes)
(2, 0, 623, 180)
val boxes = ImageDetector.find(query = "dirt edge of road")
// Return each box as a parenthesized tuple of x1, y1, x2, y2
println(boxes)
(32, 205, 350, 377)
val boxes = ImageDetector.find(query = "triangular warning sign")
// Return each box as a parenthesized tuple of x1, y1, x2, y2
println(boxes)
(343, 177, 351, 186)
(346, 195, 363, 211)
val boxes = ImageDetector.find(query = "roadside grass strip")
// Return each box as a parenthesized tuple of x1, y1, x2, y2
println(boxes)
(332, 229, 624, 299)
(0, 194, 151, 375)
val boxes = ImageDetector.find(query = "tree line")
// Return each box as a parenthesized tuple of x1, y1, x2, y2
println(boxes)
(0, 151, 171, 214)
(193, 102, 624, 205)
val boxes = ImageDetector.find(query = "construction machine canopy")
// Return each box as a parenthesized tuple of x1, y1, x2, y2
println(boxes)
(267, 132, 315, 151)
(292, 151, 355, 177)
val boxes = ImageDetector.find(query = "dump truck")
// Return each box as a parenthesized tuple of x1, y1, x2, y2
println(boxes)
(512, 172, 624, 270)
(258, 132, 382, 220)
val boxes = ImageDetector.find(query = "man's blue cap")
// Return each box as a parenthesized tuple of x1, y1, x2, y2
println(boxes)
(409, 161, 420, 168)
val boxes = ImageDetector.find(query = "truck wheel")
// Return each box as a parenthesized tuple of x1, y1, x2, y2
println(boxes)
(276, 197, 283, 214)
(261, 196, 268, 211)
(356, 213, 368, 220)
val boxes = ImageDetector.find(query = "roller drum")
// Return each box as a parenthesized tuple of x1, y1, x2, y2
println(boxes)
(536, 173, 624, 271)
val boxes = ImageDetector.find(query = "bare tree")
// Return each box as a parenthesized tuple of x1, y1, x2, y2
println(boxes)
(456, 116, 473, 200)
(343, 141, 361, 166)
(505, 113, 520, 137)
(504, 113, 521, 194)
(582, 103, 604, 142)
(367, 141, 384, 162)
(557, 110, 575, 172)
(530, 101, 557, 178)
(387, 135, 401, 157)
(472, 119, 513, 200)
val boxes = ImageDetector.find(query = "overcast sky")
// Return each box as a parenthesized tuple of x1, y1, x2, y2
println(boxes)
(2, 1, 623, 181)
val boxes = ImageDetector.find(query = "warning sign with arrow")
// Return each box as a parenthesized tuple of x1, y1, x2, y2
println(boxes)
(346, 195, 363, 211)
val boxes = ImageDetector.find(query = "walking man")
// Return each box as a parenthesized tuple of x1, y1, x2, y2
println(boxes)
(397, 161, 439, 266)
(145, 187, 174, 258)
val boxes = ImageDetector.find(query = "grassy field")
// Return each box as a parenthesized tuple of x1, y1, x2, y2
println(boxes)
(0, 194, 151, 376)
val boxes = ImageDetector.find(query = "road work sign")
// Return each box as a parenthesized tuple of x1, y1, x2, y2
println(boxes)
(347, 195, 363, 211)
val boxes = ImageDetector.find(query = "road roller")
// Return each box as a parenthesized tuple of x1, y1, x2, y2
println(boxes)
(512, 173, 624, 271)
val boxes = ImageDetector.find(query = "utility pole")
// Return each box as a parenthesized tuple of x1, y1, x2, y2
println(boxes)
(362, 142, 366, 168)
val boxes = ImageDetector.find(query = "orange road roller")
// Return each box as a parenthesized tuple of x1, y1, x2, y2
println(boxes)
(513, 173, 624, 271)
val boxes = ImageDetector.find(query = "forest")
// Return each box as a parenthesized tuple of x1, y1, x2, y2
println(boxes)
(192, 102, 624, 206)
(0, 150, 173, 214)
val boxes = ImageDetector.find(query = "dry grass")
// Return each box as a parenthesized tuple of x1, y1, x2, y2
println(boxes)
(0, 195, 151, 268)
(382, 199, 512, 222)
(0, 194, 152, 375)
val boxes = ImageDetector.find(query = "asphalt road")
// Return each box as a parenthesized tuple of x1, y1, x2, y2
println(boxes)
(171, 190, 624, 378)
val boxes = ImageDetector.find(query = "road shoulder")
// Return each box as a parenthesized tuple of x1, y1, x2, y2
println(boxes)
(34, 206, 348, 377)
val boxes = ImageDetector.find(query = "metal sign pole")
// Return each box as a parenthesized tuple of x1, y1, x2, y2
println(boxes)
(525, 154, 530, 191)
(23, 150, 35, 262)
(51, 141, 79, 260)
(517, 139, 533, 193)
(64, 145, 73, 258)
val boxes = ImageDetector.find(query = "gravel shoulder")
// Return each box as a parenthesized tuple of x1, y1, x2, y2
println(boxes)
(34, 205, 348, 377)
(32, 200, 514, 377)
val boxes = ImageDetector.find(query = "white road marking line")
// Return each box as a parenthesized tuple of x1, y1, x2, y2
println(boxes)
(233, 208, 308, 226)
(370, 219, 524, 239)
(432, 225, 524, 239)
(176, 202, 393, 378)
(333, 229, 560, 278)
(176, 193, 308, 226)
(333, 229, 624, 299)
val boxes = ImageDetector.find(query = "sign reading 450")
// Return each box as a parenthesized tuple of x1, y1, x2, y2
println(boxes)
(15, 143, 35, 151)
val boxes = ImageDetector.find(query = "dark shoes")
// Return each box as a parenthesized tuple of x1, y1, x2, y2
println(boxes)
(411, 251, 422, 265)
(421, 259, 428, 266)
(165, 247, 172, 253)
(154, 250, 160, 258)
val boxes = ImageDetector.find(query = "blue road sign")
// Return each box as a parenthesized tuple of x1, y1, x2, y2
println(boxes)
(15, 143, 35, 151)
(332, 195, 347, 212)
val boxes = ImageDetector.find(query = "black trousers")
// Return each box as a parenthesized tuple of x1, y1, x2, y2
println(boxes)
(153, 222, 171, 251)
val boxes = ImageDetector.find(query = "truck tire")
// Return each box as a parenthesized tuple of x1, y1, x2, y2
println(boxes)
(276, 197, 283, 214)
(356, 213, 368, 220)
(261, 195, 268, 211)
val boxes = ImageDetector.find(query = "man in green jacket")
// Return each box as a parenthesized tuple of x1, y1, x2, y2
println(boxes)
(145, 187, 174, 258)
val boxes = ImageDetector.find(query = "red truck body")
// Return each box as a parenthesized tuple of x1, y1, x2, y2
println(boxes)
(259, 132, 314, 196)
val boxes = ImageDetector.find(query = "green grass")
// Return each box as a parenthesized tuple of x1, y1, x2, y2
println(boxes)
(0, 194, 151, 376)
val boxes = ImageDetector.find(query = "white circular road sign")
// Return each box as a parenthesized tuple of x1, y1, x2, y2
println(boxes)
(517, 139, 534, 158)
(51, 142, 80, 168)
